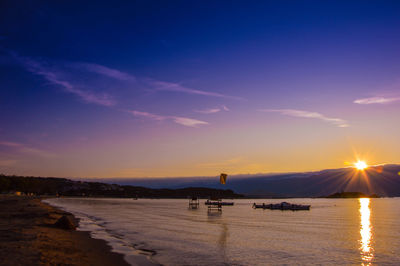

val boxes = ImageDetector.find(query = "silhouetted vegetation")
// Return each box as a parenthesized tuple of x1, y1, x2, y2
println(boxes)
(0, 174, 243, 198)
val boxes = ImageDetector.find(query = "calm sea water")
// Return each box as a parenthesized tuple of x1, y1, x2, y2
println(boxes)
(44, 198, 400, 265)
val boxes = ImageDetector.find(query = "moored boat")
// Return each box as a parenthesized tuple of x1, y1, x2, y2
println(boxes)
(205, 200, 234, 206)
(252, 202, 310, 210)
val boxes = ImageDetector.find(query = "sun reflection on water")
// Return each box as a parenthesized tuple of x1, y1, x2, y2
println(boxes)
(359, 198, 373, 265)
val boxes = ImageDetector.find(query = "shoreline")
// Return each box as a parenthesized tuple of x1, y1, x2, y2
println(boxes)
(44, 197, 160, 266)
(0, 195, 130, 266)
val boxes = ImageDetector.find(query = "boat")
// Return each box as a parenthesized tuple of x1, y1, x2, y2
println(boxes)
(205, 200, 234, 206)
(206, 199, 223, 212)
(252, 202, 310, 211)
(205, 173, 232, 212)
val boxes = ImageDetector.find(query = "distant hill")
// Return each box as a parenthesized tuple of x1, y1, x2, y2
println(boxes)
(2, 164, 400, 198)
(0, 175, 243, 199)
(325, 192, 380, 198)
(93, 164, 400, 198)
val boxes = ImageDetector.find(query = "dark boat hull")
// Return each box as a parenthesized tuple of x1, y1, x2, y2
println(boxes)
(205, 201, 234, 206)
(253, 202, 310, 210)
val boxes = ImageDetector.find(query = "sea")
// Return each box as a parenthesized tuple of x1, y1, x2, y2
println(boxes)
(44, 198, 400, 266)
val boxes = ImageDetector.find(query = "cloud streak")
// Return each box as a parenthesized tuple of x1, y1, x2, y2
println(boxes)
(9, 48, 242, 107)
(146, 79, 243, 100)
(261, 109, 349, 128)
(171, 117, 208, 127)
(197, 157, 243, 168)
(195, 105, 230, 114)
(71, 62, 135, 81)
(195, 108, 221, 114)
(0, 159, 17, 167)
(129, 110, 208, 127)
(130, 110, 164, 121)
(10, 52, 116, 106)
(0, 141, 55, 158)
(354, 96, 400, 105)
(7, 50, 240, 127)
(69, 63, 241, 100)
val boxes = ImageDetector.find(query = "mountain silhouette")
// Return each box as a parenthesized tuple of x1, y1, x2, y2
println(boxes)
(103, 164, 400, 197)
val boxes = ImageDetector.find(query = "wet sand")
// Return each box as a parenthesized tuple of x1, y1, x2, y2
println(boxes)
(0, 195, 129, 266)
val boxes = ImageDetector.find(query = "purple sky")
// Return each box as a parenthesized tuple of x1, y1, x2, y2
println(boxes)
(0, 1, 400, 177)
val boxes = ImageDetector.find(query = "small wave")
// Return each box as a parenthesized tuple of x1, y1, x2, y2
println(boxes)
(44, 198, 160, 266)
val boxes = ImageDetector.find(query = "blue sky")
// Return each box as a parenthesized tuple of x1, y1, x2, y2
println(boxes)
(1, 1, 400, 177)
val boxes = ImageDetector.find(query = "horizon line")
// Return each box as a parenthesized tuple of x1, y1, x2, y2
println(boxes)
(2, 163, 397, 180)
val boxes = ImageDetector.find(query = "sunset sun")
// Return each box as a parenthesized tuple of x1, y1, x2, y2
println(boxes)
(355, 160, 368, 170)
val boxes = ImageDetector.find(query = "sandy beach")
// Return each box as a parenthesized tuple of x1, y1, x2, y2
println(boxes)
(0, 195, 129, 266)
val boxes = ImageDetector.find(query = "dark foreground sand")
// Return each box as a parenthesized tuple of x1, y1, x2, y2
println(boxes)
(0, 195, 129, 266)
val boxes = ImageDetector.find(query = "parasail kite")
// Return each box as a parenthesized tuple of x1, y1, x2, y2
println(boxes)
(220, 173, 227, 185)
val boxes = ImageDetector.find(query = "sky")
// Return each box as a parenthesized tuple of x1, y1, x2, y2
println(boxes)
(0, 1, 400, 178)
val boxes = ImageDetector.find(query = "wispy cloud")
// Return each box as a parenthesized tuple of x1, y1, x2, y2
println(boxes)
(354, 96, 400, 105)
(197, 157, 243, 168)
(261, 109, 349, 128)
(130, 110, 165, 121)
(146, 79, 243, 100)
(0, 141, 24, 148)
(10, 52, 116, 106)
(6, 49, 241, 127)
(65, 64, 242, 100)
(195, 108, 221, 114)
(71, 62, 135, 81)
(8, 49, 242, 106)
(195, 105, 230, 114)
(0, 159, 17, 167)
(35, 69, 115, 106)
(0, 141, 55, 158)
(129, 110, 208, 127)
(68, 63, 241, 100)
(171, 117, 208, 127)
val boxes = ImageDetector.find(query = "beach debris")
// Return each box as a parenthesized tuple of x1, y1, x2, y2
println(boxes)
(54, 215, 77, 230)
